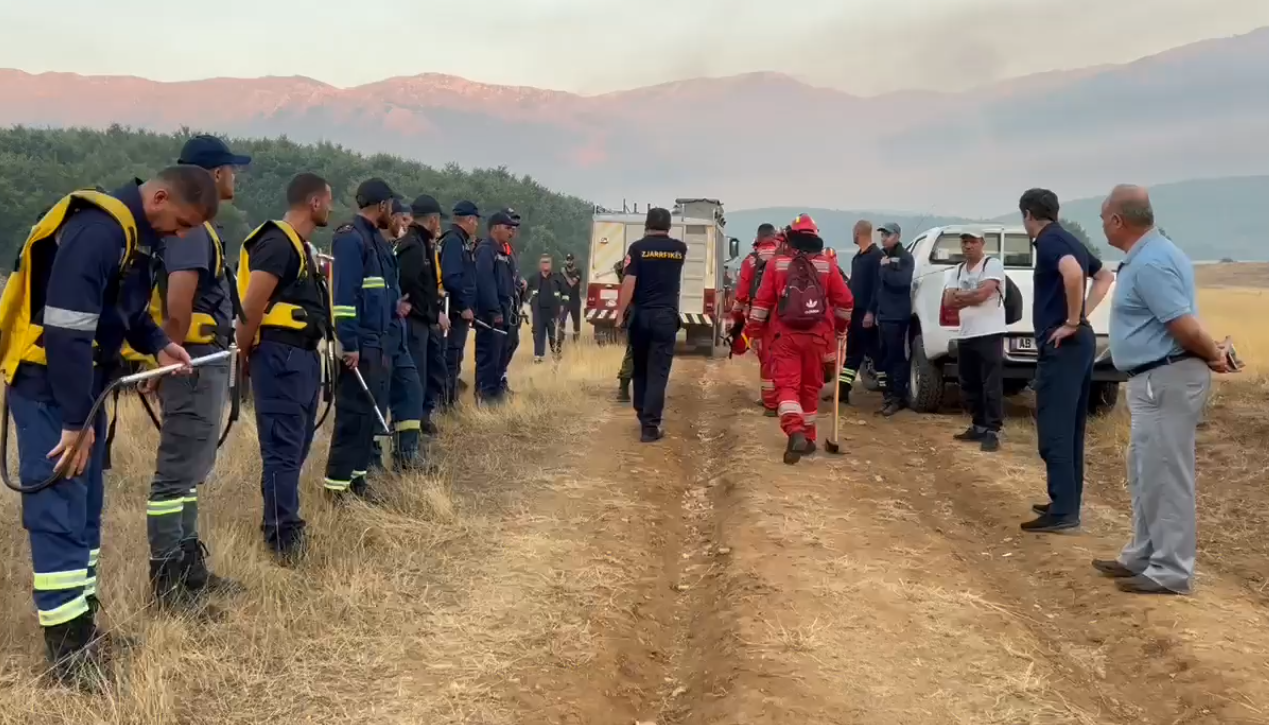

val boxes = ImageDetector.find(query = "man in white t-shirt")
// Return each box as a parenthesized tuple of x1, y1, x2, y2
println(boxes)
(942, 231, 1007, 451)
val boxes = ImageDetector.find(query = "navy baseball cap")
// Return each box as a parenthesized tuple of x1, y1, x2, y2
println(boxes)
(488, 211, 519, 228)
(453, 200, 480, 217)
(499, 207, 522, 223)
(411, 194, 448, 218)
(355, 178, 397, 208)
(391, 198, 411, 215)
(178, 134, 251, 170)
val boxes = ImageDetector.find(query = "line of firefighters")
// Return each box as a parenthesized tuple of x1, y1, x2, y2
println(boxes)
(728, 214, 914, 463)
(0, 135, 585, 689)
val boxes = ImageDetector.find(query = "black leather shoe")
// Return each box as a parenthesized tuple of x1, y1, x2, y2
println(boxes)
(1020, 514, 1080, 533)
(1116, 576, 1183, 595)
(1092, 559, 1136, 578)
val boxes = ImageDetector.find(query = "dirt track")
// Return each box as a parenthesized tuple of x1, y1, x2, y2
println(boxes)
(497, 357, 1269, 724)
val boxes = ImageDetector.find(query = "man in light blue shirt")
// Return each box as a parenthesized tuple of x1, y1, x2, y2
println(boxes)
(1097, 184, 1231, 595)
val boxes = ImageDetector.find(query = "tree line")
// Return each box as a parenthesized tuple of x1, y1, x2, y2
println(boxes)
(0, 125, 596, 273)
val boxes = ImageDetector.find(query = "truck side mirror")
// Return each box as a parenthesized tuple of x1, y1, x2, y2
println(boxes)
(728, 237, 740, 260)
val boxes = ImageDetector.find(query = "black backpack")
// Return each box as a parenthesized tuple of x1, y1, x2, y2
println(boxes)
(957, 259, 1023, 325)
(748, 251, 769, 300)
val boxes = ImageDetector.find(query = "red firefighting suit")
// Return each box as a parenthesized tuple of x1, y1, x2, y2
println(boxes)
(747, 233, 853, 443)
(732, 236, 780, 410)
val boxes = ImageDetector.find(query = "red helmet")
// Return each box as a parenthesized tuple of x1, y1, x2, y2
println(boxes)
(789, 213, 819, 236)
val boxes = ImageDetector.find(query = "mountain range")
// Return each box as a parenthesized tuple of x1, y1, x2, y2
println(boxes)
(730, 174, 1269, 262)
(2, 27, 1267, 235)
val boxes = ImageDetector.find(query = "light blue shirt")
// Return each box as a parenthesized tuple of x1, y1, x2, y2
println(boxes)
(1109, 230, 1196, 371)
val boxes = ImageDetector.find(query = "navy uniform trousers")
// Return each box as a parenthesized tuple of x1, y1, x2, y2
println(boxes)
(500, 317, 520, 390)
(325, 345, 389, 492)
(474, 318, 507, 401)
(407, 318, 448, 420)
(630, 307, 679, 429)
(444, 319, 470, 406)
(12, 386, 107, 628)
(250, 340, 320, 550)
(372, 324, 423, 470)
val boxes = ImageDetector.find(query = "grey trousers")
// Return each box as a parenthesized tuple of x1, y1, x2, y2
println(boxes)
(148, 359, 230, 560)
(1118, 357, 1211, 593)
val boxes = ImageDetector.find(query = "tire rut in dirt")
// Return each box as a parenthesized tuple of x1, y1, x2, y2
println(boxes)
(883, 411, 1269, 724)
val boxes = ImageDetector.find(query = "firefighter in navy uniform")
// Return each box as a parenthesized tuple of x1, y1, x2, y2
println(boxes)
(473, 211, 519, 404)
(838, 220, 884, 403)
(235, 173, 334, 564)
(613, 207, 687, 442)
(0, 168, 214, 686)
(498, 208, 524, 394)
(368, 198, 426, 473)
(439, 201, 480, 406)
(396, 195, 450, 433)
(324, 179, 400, 501)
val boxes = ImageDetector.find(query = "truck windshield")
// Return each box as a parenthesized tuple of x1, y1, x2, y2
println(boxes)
(928, 232, 1035, 268)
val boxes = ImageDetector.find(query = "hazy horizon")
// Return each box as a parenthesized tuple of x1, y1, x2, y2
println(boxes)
(2, 0, 1268, 95)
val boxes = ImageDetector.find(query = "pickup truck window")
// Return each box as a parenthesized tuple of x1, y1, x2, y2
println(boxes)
(927, 231, 1036, 268)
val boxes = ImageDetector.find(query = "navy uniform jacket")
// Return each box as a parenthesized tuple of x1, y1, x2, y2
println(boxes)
(849, 244, 884, 322)
(330, 215, 395, 352)
(871, 243, 915, 323)
(14, 181, 169, 429)
(438, 225, 476, 314)
(474, 238, 515, 322)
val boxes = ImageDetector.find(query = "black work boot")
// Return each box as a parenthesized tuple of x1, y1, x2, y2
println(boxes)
(84, 595, 136, 656)
(181, 539, 244, 596)
(43, 613, 105, 691)
(617, 379, 631, 402)
(420, 418, 439, 437)
(784, 432, 809, 465)
(151, 557, 196, 611)
(272, 529, 310, 568)
(350, 476, 387, 506)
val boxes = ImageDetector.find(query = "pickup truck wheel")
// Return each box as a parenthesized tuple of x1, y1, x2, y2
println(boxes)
(909, 334, 944, 413)
(1088, 381, 1120, 417)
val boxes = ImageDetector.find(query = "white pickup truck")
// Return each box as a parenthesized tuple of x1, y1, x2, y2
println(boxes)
(903, 224, 1125, 415)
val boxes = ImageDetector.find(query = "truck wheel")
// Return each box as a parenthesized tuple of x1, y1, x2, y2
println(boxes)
(909, 333, 945, 413)
(1088, 381, 1120, 417)
(1003, 379, 1031, 397)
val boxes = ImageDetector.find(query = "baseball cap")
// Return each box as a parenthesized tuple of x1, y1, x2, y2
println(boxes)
(959, 230, 985, 241)
(488, 210, 520, 228)
(565, 252, 575, 261)
(391, 198, 411, 215)
(177, 134, 251, 170)
(410, 194, 448, 218)
(878, 222, 902, 236)
(355, 178, 397, 208)
(452, 200, 480, 217)
(499, 207, 522, 224)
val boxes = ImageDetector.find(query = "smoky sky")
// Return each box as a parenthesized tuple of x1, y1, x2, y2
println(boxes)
(1, 0, 1267, 93)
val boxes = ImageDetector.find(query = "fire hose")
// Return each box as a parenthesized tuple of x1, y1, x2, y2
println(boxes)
(1, 349, 234, 495)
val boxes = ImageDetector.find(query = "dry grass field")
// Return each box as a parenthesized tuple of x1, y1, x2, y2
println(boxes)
(1, 264, 1268, 724)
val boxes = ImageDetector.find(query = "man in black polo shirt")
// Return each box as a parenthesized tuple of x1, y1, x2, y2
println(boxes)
(614, 207, 687, 443)
(1020, 188, 1114, 533)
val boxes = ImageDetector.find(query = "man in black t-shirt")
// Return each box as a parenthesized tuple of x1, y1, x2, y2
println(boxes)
(235, 173, 333, 563)
(614, 207, 687, 442)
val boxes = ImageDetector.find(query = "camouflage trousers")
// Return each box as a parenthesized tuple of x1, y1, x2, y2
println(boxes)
(618, 343, 634, 383)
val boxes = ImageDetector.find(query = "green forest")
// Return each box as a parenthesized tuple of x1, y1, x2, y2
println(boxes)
(0, 125, 596, 272)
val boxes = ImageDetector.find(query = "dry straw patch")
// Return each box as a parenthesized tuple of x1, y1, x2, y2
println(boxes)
(0, 338, 624, 724)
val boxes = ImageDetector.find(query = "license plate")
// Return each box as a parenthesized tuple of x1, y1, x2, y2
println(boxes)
(1011, 336, 1037, 351)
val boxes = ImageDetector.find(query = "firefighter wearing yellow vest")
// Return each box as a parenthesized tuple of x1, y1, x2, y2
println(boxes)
(234, 173, 335, 565)
(135, 136, 250, 611)
(0, 168, 214, 687)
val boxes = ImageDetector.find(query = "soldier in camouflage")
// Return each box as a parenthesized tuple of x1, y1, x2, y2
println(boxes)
(614, 257, 635, 401)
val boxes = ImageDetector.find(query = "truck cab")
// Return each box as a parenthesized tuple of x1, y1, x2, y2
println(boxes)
(903, 224, 1125, 415)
